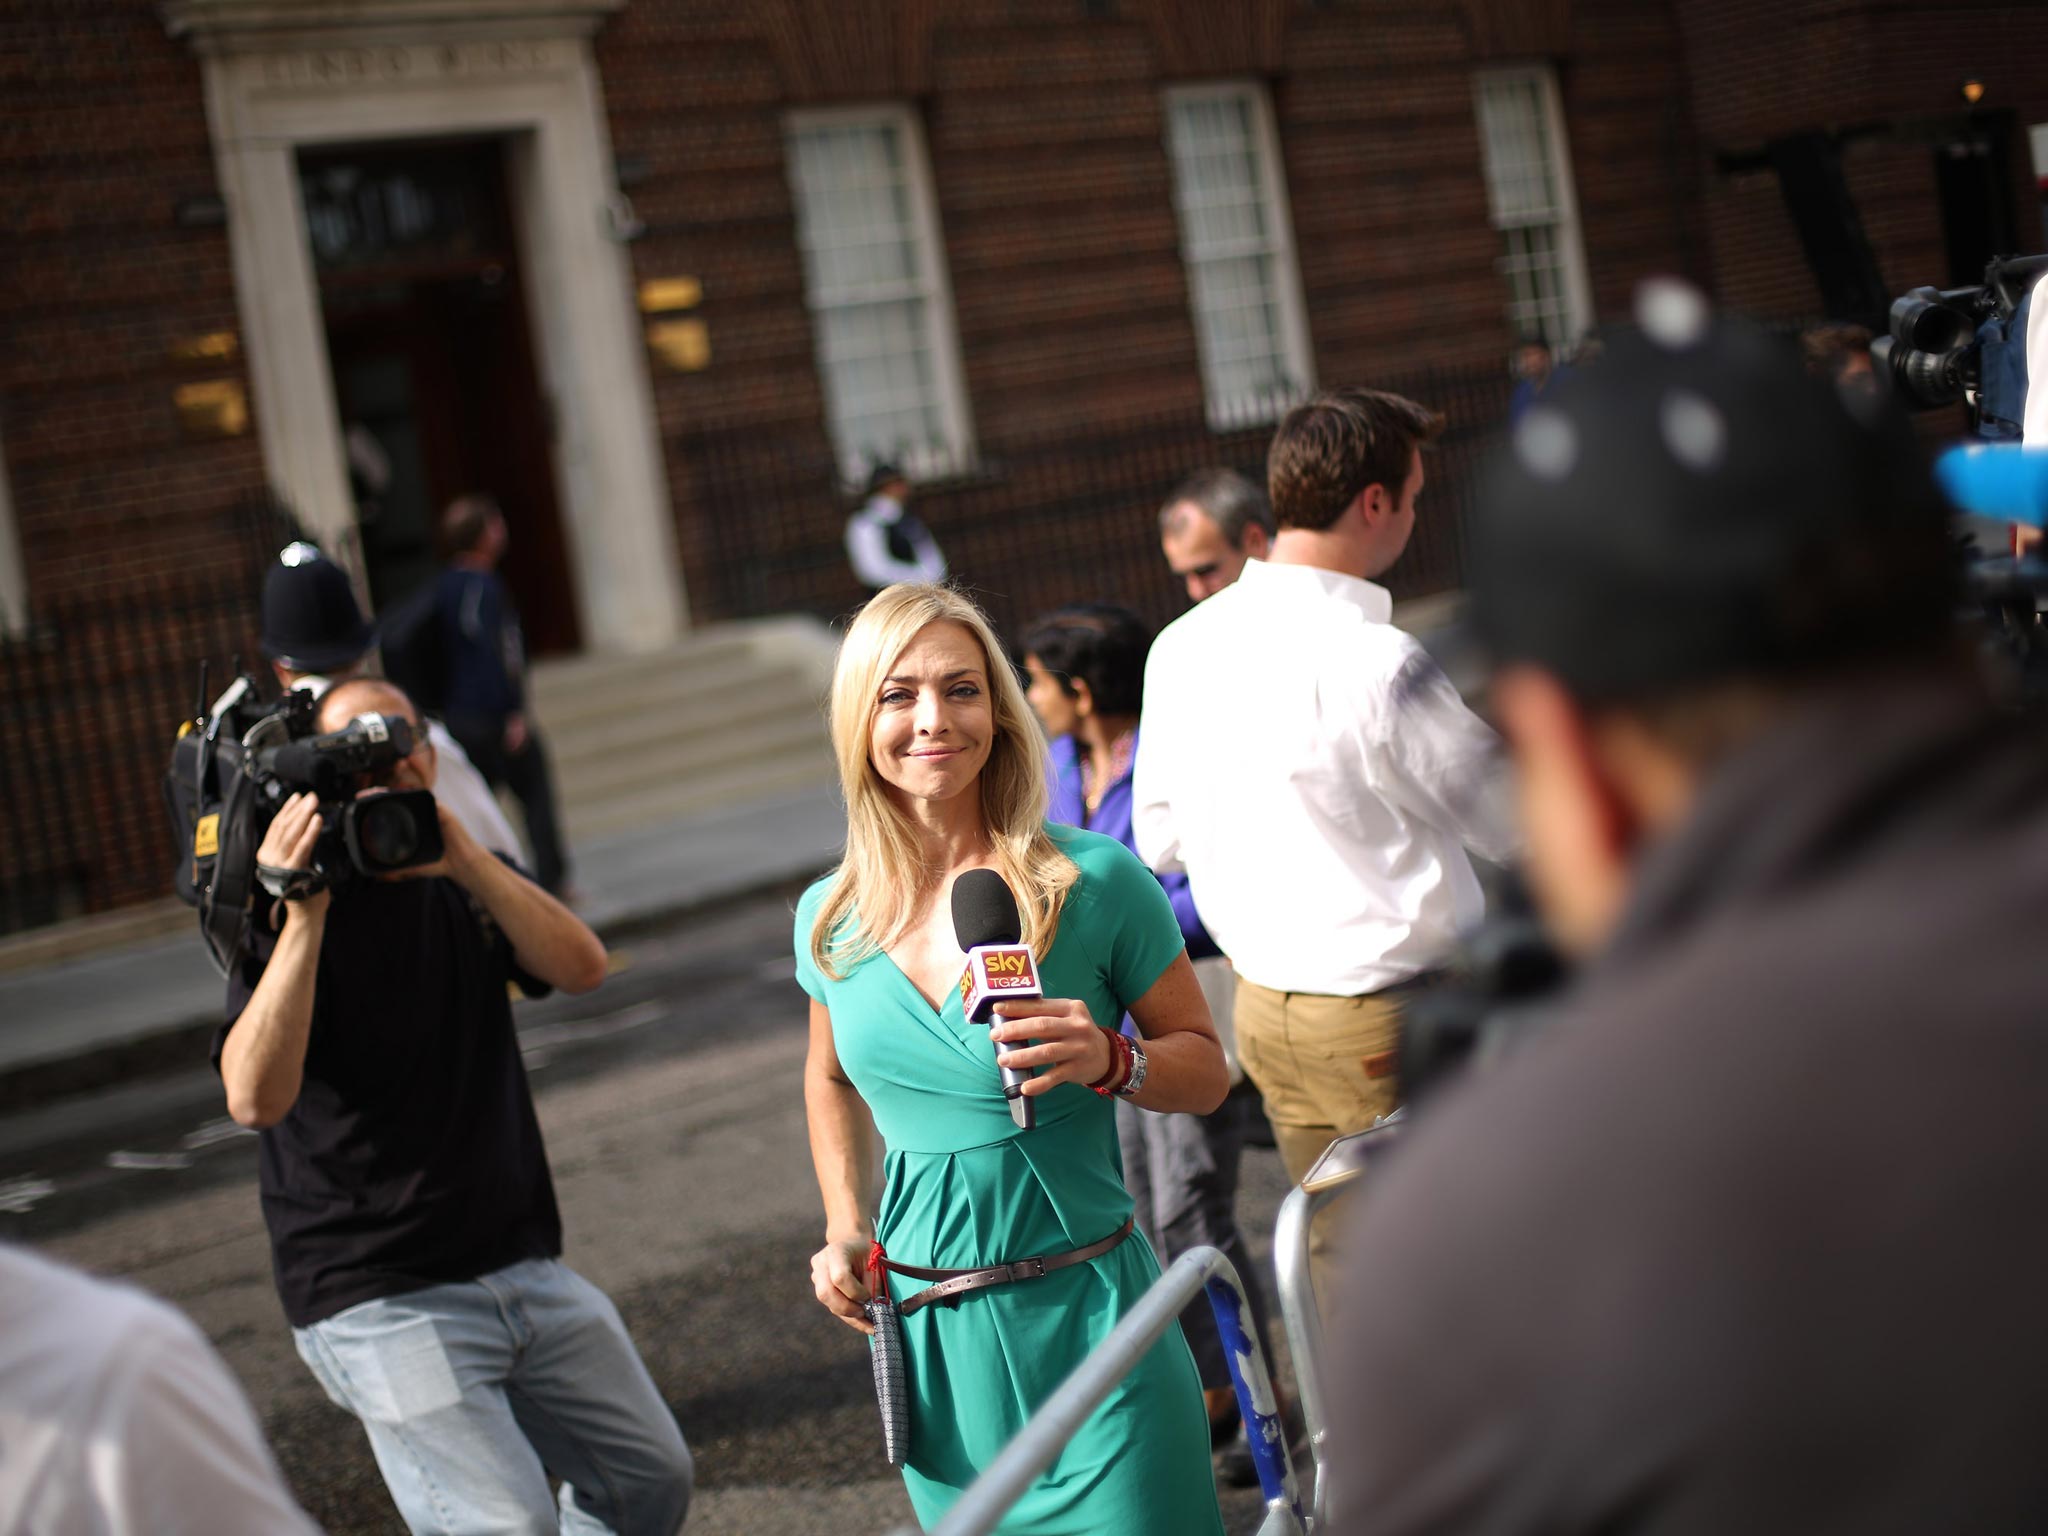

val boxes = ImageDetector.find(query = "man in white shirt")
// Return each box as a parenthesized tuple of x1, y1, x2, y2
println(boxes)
(1133, 388, 1519, 1263)
(844, 464, 946, 591)
(0, 1241, 319, 1536)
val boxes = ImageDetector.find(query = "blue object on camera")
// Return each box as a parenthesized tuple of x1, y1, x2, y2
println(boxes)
(1935, 445, 2048, 529)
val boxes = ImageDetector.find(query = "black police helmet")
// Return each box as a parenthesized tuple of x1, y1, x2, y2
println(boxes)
(259, 543, 375, 672)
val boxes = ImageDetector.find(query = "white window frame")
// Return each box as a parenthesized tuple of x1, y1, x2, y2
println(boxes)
(1472, 65, 1595, 351)
(1163, 81, 1315, 429)
(785, 103, 975, 483)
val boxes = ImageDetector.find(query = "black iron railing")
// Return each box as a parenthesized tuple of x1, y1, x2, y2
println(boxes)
(677, 364, 1513, 643)
(0, 497, 304, 936)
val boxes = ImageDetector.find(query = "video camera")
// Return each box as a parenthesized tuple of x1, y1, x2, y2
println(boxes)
(164, 672, 442, 972)
(1873, 253, 2045, 433)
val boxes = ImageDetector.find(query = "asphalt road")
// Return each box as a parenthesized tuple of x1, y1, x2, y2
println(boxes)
(3, 890, 1302, 1535)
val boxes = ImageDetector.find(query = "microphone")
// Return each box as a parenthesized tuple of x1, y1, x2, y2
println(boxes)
(952, 869, 1040, 1130)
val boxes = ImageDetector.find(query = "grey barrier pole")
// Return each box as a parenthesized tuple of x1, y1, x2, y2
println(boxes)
(1273, 1116, 1403, 1529)
(1275, 1182, 1335, 1528)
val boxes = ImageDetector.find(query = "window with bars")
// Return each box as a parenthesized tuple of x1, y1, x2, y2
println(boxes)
(785, 107, 973, 481)
(1473, 67, 1593, 351)
(1163, 83, 1314, 428)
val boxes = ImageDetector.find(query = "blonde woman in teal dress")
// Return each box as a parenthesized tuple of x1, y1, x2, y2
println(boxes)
(798, 583, 1231, 1534)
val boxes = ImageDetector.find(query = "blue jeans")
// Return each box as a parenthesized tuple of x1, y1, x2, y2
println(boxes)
(294, 1258, 693, 1535)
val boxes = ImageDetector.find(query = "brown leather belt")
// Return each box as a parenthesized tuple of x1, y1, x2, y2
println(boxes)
(886, 1216, 1135, 1317)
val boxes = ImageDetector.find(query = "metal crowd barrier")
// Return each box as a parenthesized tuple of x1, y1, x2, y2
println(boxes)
(888, 1246, 1307, 1536)
(1274, 1116, 1402, 1529)
(882, 1117, 1404, 1536)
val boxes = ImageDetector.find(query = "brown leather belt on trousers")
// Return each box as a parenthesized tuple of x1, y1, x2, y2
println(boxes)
(880, 1216, 1135, 1317)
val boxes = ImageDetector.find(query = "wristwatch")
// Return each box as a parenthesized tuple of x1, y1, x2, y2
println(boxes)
(1114, 1036, 1148, 1098)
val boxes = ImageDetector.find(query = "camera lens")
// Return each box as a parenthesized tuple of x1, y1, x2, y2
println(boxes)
(1889, 289, 1973, 354)
(355, 798, 422, 868)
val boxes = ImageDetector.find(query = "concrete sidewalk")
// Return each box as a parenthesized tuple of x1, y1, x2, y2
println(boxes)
(0, 782, 848, 1107)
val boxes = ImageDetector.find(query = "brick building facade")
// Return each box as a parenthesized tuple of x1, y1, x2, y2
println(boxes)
(1, 0, 2044, 926)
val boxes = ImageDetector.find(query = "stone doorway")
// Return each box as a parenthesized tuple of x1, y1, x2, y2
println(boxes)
(173, 8, 688, 652)
(302, 137, 580, 655)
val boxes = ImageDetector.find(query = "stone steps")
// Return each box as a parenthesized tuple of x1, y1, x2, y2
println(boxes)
(526, 617, 840, 849)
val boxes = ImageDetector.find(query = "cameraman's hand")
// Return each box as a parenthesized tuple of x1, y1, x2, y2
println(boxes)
(256, 793, 330, 918)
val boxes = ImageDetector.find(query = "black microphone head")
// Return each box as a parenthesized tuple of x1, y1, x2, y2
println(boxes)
(951, 869, 1023, 950)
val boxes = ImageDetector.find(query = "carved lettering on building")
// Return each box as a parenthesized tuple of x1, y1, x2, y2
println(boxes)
(257, 41, 556, 90)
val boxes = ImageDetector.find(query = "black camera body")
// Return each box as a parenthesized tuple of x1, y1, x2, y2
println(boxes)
(1398, 877, 1568, 1107)
(165, 677, 443, 971)
(250, 710, 444, 896)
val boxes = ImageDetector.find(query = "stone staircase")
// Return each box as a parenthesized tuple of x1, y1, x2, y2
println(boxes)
(528, 616, 841, 846)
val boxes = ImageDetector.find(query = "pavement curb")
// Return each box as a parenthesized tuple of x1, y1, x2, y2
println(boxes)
(0, 859, 838, 1120)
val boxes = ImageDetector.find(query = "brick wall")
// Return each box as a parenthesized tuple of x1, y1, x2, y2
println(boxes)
(597, 0, 1701, 619)
(3, 0, 2026, 626)
(0, 1, 265, 609)
(1673, 0, 2048, 320)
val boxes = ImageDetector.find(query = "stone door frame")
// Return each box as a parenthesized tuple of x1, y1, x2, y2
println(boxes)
(169, 2, 687, 650)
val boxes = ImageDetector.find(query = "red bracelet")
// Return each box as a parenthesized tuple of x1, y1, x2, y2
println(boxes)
(1090, 1030, 1133, 1096)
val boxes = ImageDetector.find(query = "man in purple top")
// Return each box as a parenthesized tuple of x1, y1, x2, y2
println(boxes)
(1021, 604, 1274, 1487)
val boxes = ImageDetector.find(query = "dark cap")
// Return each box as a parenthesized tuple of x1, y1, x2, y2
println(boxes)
(259, 542, 375, 672)
(1469, 281, 1954, 703)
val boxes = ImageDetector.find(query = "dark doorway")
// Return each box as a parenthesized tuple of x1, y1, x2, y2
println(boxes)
(1933, 112, 2017, 289)
(299, 137, 580, 656)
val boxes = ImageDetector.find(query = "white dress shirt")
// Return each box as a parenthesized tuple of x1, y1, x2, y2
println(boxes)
(1133, 560, 1519, 996)
(0, 1243, 320, 1536)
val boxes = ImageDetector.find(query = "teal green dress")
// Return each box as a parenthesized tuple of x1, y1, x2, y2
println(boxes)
(795, 825, 1225, 1535)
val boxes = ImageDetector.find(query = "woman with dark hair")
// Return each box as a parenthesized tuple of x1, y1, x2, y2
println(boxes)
(798, 584, 1229, 1534)
(1020, 604, 1276, 1472)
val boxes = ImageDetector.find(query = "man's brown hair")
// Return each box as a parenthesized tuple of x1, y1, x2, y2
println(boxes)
(1267, 388, 1444, 531)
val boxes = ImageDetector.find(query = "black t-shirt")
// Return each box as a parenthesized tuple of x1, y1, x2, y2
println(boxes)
(215, 869, 562, 1327)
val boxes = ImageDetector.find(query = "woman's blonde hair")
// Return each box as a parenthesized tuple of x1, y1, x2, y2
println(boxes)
(810, 583, 1077, 980)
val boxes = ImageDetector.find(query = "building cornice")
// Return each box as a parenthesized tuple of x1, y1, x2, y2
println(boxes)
(162, 0, 624, 51)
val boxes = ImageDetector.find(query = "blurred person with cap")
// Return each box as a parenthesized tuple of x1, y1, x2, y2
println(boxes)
(1158, 468, 1273, 604)
(257, 541, 520, 865)
(845, 463, 946, 592)
(1327, 283, 2048, 1533)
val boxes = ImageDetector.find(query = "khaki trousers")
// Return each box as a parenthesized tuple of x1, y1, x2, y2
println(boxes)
(1234, 977, 1409, 1312)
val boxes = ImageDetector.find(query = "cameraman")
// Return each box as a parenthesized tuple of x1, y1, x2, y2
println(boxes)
(1329, 287, 2048, 1532)
(215, 678, 692, 1535)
